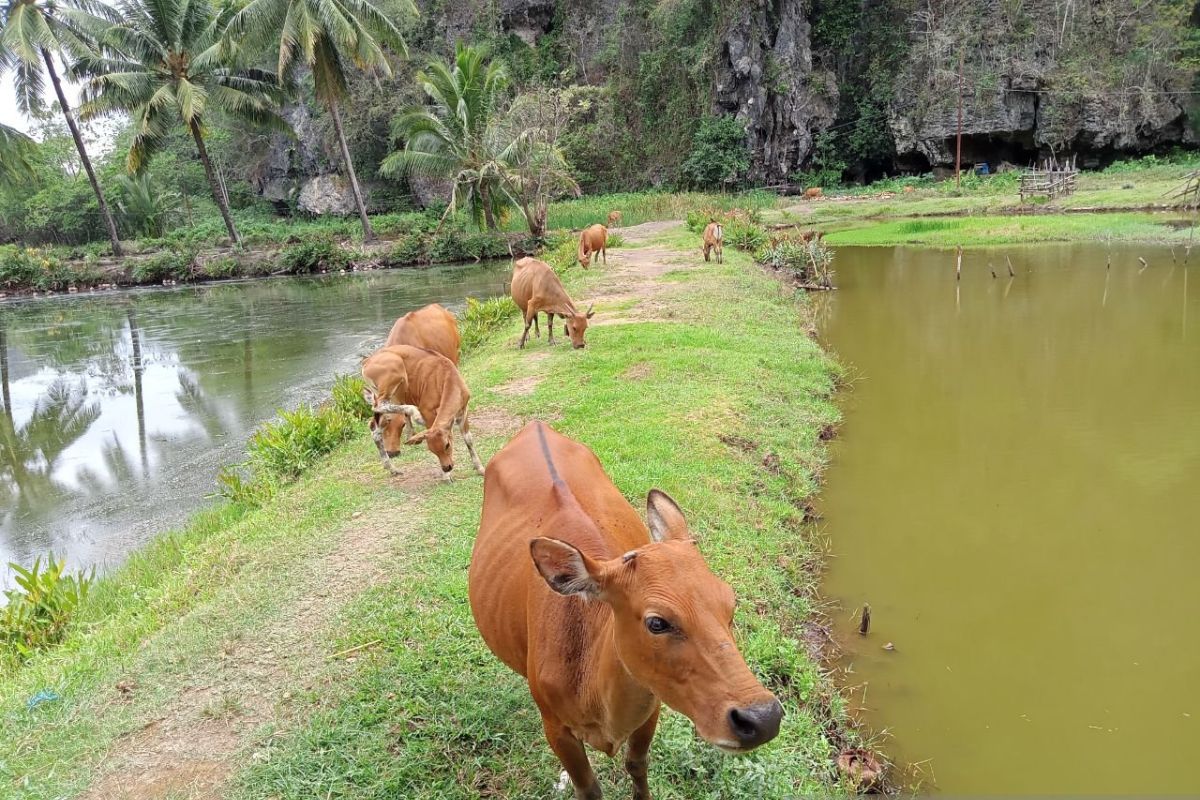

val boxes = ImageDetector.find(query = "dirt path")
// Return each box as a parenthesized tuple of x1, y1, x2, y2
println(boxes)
(77, 220, 687, 800)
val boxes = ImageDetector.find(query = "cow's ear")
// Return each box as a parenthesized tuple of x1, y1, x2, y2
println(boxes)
(406, 430, 429, 445)
(647, 489, 690, 542)
(586, 303, 595, 319)
(530, 538, 601, 598)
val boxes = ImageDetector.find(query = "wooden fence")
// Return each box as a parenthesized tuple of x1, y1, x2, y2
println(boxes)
(1019, 155, 1079, 201)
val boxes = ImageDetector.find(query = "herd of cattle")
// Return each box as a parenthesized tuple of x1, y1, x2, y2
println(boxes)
(359, 217, 780, 800)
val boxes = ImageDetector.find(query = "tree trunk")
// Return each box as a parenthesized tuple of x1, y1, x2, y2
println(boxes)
(480, 182, 497, 231)
(42, 48, 123, 257)
(328, 99, 374, 241)
(190, 119, 241, 246)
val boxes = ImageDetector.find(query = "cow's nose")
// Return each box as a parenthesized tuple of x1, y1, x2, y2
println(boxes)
(573, 342, 585, 349)
(442, 463, 453, 473)
(727, 700, 783, 750)
(386, 450, 401, 458)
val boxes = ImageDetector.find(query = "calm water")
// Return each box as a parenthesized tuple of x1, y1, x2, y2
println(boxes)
(815, 244, 1200, 793)
(0, 263, 507, 579)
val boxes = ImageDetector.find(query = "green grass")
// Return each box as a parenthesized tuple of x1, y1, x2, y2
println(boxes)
(0, 226, 850, 799)
(523, 190, 779, 231)
(823, 212, 1199, 247)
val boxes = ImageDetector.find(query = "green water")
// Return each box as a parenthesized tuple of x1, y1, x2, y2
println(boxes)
(0, 264, 507, 577)
(815, 244, 1200, 793)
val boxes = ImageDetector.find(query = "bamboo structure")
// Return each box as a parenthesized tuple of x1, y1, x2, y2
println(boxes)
(1019, 155, 1079, 201)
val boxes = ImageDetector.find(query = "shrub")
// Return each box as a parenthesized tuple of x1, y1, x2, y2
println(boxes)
(459, 296, 519, 354)
(1, 554, 93, 666)
(219, 374, 367, 506)
(755, 232, 835, 286)
(279, 234, 353, 274)
(132, 249, 197, 283)
(0, 245, 72, 290)
(681, 115, 751, 190)
(725, 219, 768, 251)
(199, 256, 242, 280)
(385, 234, 431, 265)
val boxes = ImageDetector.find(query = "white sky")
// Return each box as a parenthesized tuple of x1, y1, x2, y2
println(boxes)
(2, 72, 120, 153)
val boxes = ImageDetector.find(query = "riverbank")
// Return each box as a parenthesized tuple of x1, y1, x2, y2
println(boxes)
(0, 221, 853, 798)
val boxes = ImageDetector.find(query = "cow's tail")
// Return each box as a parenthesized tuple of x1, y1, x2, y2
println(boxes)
(715, 224, 723, 242)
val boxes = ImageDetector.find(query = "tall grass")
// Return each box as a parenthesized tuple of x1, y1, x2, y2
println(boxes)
(520, 190, 778, 232)
(459, 296, 520, 354)
(2, 555, 94, 670)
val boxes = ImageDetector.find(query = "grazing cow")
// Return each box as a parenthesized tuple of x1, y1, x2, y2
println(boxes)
(385, 302, 461, 364)
(903, 185, 915, 194)
(360, 344, 485, 479)
(702, 221, 724, 264)
(469, 422, 783, 800)
(804, 187, 823, 200)
(577, 224, 607, 269)
(607, 210, 622, 228)
(511, 257, 594, 350)
(799, 230, 825, 244)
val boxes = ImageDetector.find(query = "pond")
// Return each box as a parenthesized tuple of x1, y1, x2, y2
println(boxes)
(814, 244, 1200, 793)
(0, 263, 508, 581)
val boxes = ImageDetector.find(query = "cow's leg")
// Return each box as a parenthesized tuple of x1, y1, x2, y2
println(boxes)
(520, 308, 537, 348)
(460, 415, 485, 475)
(703, 244, 710, 262)
(625, 708, 659, 800)
(543, 716, 601, 800)
(601, 245, 607, 267)
(547, 312, 555, 344)
(533, 312, 541, 338)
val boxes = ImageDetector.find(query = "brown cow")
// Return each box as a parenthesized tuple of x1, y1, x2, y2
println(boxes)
(469, 422, 783, 800)
(803, 187, 823, 200)
(702, 221, 723, 264)
(606, 210, 622, 228)
(577, 224, 607, 269)
(385, 303, 461, 364)
(360, 344, 484, 479)
(511, 257, 594, 350)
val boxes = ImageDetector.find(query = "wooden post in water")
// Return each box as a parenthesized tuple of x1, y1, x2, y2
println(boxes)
(956, 246, 963, 281)
(859, 603, 872, 635)
(1006, 255, 1015, 277)
(989, 262, 997, 278)
(1138, 256, 1149, 273)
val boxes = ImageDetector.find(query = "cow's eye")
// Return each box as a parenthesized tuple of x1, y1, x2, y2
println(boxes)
(645, 616, 672, 635)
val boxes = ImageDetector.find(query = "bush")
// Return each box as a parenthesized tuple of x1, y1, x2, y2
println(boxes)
(681, 115, 751, 190)
(279, 234, 353, 274)
(132, 249, 197, 283)
(385, 234, 430, 265)
(1, 554, 93, 666)
(459, 296, 519, 354)
(725, 219, 768, 251)
(199, 255, 242, 280)
(755, 231, 835, 285)
(790, 130, 846, 190)
(219, 374, 367, 506)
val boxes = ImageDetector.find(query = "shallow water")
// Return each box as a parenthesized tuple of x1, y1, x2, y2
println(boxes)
(0, 264, 507, 579)
(815, 244, 1200, 793)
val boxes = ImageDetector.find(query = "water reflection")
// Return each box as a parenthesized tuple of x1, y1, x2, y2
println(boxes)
(0, 264, 508, 577)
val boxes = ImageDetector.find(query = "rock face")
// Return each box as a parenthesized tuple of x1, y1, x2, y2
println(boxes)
(714, 0, 838, 183)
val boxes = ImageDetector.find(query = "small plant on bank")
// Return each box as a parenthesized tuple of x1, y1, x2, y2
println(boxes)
(1, 555, 94, 667)
(726, 219, 768, 251)
(132, 249, 199, 283)
(219, 374, 369, 505)
(755, 231, 835, 286)
(459, 296, 519, 354)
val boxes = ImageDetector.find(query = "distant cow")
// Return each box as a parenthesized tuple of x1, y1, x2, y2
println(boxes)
(702, 221, 724, 264)
(607, 210, 622, 228)
(386, 303, 460, 364)
(903, 185, 915, 194)
(470, 422, 783, 800)
(577, 224, 607, 269)
(361, 344, 484, 479)
(511, 257, 594, 350)
(804, 187, 823, 200)
(799, 230, 825, 244)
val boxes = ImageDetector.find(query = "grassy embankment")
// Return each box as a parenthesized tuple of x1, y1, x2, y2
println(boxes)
(769, 157, 1200, 247)
(0, 192, 778, 296)
(0, 223, 851, 799)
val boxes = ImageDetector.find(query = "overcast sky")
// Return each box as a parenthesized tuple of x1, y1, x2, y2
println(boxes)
(1, 70, 120, 153)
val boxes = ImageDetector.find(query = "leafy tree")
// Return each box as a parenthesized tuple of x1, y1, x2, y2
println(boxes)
(383, 43, 511, 231)
(79, 0, 288, 246)
(0, 0, 124, 254)
(499, 87, 580, 238)
(229, 0, 413, 240)
(681, 115, 749, 189)
(115, 173, 179, 237)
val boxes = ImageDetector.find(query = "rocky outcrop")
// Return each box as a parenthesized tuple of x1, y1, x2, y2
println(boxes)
(714, 0, 837, 183)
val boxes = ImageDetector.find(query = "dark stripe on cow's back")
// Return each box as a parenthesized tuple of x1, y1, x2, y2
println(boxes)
(535, 421, 565, 486)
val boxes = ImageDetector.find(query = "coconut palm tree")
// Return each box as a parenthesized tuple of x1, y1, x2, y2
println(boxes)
(382, 44, 510, 231)
(228, 0, 412, 241)
(0, 0, 123, 254)
(79, 0, 288, 246)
